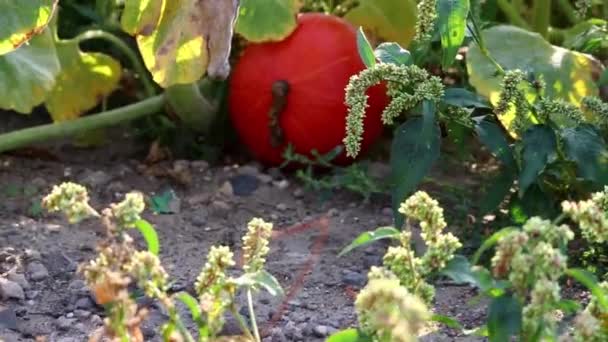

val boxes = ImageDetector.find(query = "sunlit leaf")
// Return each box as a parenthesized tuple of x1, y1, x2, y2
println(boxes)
(0, 28, 60, 113)
(344, 0, 418, 48)
(466, 25, 601, 137)
(436, 0, 470, 68)
(0, 0, 58, 55)
(356, 27, 376, 68)
(338, 226, 400, 257)
(134, 219, 160, 255)
(120, 0, 164, 36)
(176, 292, 202, 322)
(44, 38, 121, 121)
(326, 329, 373, 342)
(374, 42, 411, 66)
(432, 314, 464, 330)
(235, 0, 300, 42)
(136, 0, 239, 87)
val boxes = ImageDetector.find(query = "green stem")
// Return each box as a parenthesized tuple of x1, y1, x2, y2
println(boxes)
(555, 0, 578, 25)
(74, 30, 157, 98)
(0, 95, 165, 154)
(532, 0, 552, 38)
(231, 305, 255, 341)
(552, 212, 568, 225)
(247, 289, 261, 342)
(496, 0, 532, 29)
(468, 19, 505, 75)
(173, 314, 196, 342)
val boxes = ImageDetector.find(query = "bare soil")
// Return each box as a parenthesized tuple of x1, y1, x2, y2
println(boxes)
(0, 123, 490, 342)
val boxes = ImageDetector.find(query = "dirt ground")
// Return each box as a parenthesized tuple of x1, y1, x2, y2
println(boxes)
(0, 120, 492, 341)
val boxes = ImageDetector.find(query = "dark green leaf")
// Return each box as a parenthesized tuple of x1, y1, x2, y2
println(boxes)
(356, 27, 376, 68)
(441, 255, 478, 284)
(487, 294, 522, 342)
(391, 106, 441, 227)
(472, 226, 518, 264)
(561, 124, 608, 183)
(436, 0, 470, 68)
(134, 219, 160, 255)
(374, 42, 411, 65)
(566, 268, 608, 311)
(599, 69, 608, 87)
(326, 329, 373, 342)
(475, 117, 515, 167)
(518, 125, 557, 195)
(338, 226, 400, 257)
(479, 168, 515, 214)
(442, 88, 491, 108)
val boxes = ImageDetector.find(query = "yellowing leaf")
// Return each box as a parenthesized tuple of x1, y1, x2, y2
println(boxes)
(344, 0, 418, 48)
(0, 0, 58, 55)
(136, 0, 239, 87)
(44, 39, 121, 121)
(234, 0, 300, 42)
(0, 28, 60, 113)
(466, 25, 601, 137)
(121, 0, 164, 36)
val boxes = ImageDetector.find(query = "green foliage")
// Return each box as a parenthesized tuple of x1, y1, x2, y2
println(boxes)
(436, 0, 470, 68)
(0, 0, 57, 55)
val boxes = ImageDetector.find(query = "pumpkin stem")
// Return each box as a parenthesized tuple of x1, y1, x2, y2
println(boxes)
(268, 80, 290, 147)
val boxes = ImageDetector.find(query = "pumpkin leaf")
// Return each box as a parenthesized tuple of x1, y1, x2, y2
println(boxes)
(135, 0, 239, 87)
(436, 0, 470, 68)
(235, 0, 300, 42)
(0, 28, 60, 113)
(391, 103, 441, 228)
(560, 124, 608, 183)
(344, 0, 418, 48)
(44, 38, 121, 121)
(0, 0, 58, 55)
(356, 27, 376, 68)
(466, 25, 601, 137)
(374, 42, 412, 66)
(120, 0, 164, 36)
(518, 125, 557, 195)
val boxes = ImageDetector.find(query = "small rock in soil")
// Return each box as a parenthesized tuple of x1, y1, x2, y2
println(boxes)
(191, 160, 209, 172)
(218, 181, 234, 197)
(276, 203, 288, 211)
(284, 320, 302, 340)
(257, 173, 273, 184)
(229, 174, 259, 196)
(74, 309, 91, 319)
(0, 306, 18, 330)
(56, 316, 76, 331)
(24, 249, 41, 261)
(268, 327, 288, 342)
(342, 270, 366, 287)
(273, 179, 289, 190)
(237, 164, 260, 176)
(313, 324, 334, 337)
(7, 271, 30, 290)
(0, 278, 25, 300)
(75, 297, 96, 310)
(81, 170, 112, 188)
(27, 262, 49, 281)
(90, 314, 103, 325)
(210, 200, 231, 216)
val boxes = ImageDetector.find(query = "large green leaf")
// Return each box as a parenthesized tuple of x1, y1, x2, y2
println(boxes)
(234, 0, 299, 42)
(338, 226, 400, 257)
(518, 125, 557, 195)
(391, 105, 441, 227)
(436, 0, 470, 68)
(121, 0, 164, 36)
(344, 0, 418, 48)
(487, 294, 522, 342)
(560, 124, 608, 183)
(0, 0, 58, 55)
(0, 29, 60, 113)
(133, 0, 239, 87)
(466, 25, 600, 136)
(374, 42, 412, 66)
(356, 27, 376, 68)
(44, 38, 121, 121)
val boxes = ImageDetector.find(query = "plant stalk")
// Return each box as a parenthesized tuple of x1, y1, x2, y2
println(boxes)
(74, 30, 157, 98)
(555, 0, 578, 25)
(0, 95, 165, 154)
(231, 305, 256, 341)
(247, 289, 261, 342)
(532, 0, 552, 38)
(496, 0, 531, 29)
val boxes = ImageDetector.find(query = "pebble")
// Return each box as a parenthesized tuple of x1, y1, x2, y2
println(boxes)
(90, 314, 103, 325)
(273, 179, 289, 190)
(229, 174, 259, 196)
(269, 327, 288, 342)
(238, 164, 260, 176)
(327, 208, 339, 217)
(81, 170, 112, 188)
(293, 188, 304, 198)
(0, 306, 18, 330)
(276, 203, 288, 211)
(27, 262, 49, 281)
(210, 200, 231, 216)
(257, 174, 273, 184)
(56, 316, 76, 330)
(341, 270, 366, 287)
(74, 309, 91, 319)
(30, 177, 47, 189)
(284, 320, 302, 339)
(24, 249, 41, 261)
(218, 181, 234, 197)
(0, 278, 25, 300)
(313, 324, 334, 337)
(191, 160, 209, 172)
(68, 279, 87, 293)
(382, 207, 394, 216)
(7, 271, 30, 290)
